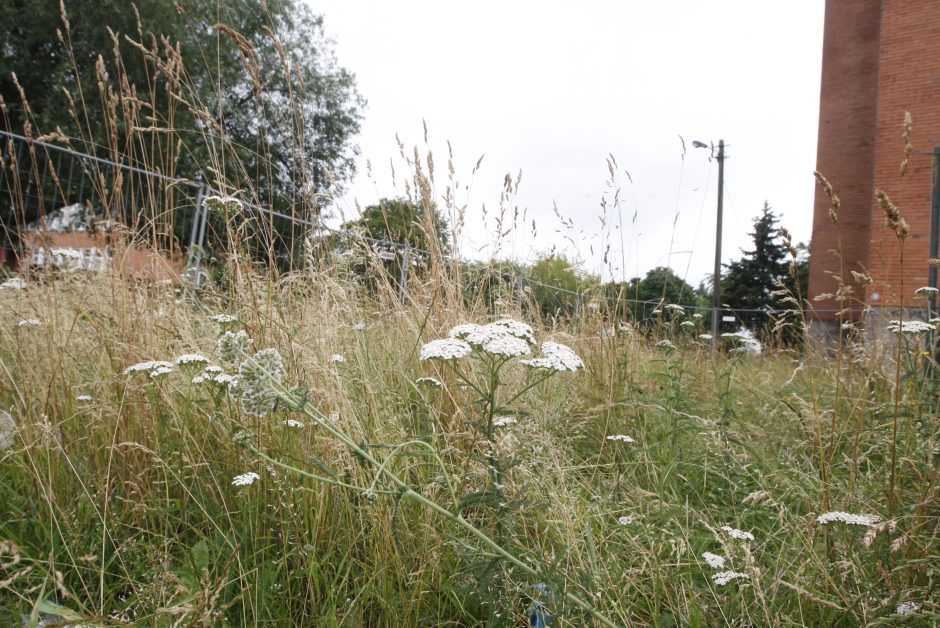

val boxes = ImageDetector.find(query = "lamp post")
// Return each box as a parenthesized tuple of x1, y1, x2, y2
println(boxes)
(693, 139, 726, 348)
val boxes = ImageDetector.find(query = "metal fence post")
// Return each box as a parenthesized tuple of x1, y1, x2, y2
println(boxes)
(398, 244, 410, 304)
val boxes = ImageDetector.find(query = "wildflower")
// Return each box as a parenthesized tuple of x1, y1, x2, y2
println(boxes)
(520, 341, 584, 372)
(493, 416, 517, 427)
(237, 348, 283, 417)
(712, 571, 749, 586)
(210, 314, 237, 324)
(606, 434, 635, 443)
(0, 277, 26, 290)
(492, 319, 536, 344)
(721, 525, 755, 541)
(702, 552, 726, 569)
(330, 354, 347, 364)
(17, 319, 41, 327)
(232, 471, 260, 486)
(651, 309, 662, 315)
(656, 339, 677, 351)
(617, 516, 634, 526)
(480, 334, 530, 357)
(0, 410, 15, 451)
(699, 333, 713, 340)
(420, 338, 472, 361)
(896, 601, 920, 616)
(282, 419, 305, 428)
(416, 377, 443, 388)
(815, 511, 881, 526)
(213, 373, 238, 388)
(204, 195, 243, 214)
(75, 395, 92, 402)
(123, 360, 174, 376)
(664, 304, 685, 313)
(887, 320, 934, 334)
(175, 353, 210, 366)
(218, 330, 252, 369)
(149, 366, 173, 379)
(915, 286, 938, 296)
(203, 365, 223, 374)
(692, 313, 703, 319)
(680, 321, 695, 328)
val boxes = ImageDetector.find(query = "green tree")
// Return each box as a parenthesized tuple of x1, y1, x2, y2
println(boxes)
(0, 0, 363, 250)
(720, 202, 793, 334)
(527, 255, 589, 319)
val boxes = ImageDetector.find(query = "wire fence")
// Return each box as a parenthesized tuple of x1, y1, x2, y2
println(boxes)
(1, 129, 880, 328)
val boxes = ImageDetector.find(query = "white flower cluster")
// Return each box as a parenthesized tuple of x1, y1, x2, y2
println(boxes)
(617, 515, 634, 526)
(520, 342, 584, 372)
(915, 286, 938, 296)
(18, 319, 41, 327)
(175, 353, 210, 366)
(237, 348, 284, 417)
(664, 304, 685, 313)
(493, 416, 517, 427)
(721, 525, 755, 541)
(702, 552, 726, 569)
(282, 419, 305, 428)
(232, 471, 260, 486)
(0, 277, 26, 290)
(680, 321, 696, 329)
(75, 395, 93, 402)
(204, 195, 243, 214)
(896, 601, 921, 616)
(449, 321, 532, 357)
(699, 333, 713, 340)
(887, 320, 935, 334)
(210, 314, 237, 324)
(420, 338, 473, 361)
(218, 330, 253, 369)
(712, 571, 749, 586)
(330, 354, 347, 364)
(416, 377, 443, 388)
(815, 511, 881, 526)
(606, 434, 635, 443)
(123, 360, 174, 376)
(192, 365, 238, 388)
(150, 366, 173, 379)
(656, 339, 677, 351)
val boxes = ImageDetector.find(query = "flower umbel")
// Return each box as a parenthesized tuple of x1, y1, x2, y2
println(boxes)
(420, 338, 472, 361)
(520, 342, 584, 372)
(232, 471, 260, 486)
(815, 511, 881, 526)
(702, 552, 725, 569)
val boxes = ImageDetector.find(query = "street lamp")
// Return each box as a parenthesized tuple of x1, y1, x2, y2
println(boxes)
(693, 139, 726, 348)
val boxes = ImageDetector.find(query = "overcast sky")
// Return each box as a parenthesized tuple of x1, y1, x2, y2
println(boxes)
(313, 0, 825, 286)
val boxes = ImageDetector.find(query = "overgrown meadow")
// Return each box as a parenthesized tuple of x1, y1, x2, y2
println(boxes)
(1, 4, 939, 626)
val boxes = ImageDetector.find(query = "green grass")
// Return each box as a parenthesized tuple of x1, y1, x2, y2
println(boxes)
(0, 269, 936, 626)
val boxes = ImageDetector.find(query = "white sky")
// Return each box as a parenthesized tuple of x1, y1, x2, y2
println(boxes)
(312, 0, 825, 286)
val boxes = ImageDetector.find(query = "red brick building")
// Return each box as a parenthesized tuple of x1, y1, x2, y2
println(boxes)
(809, 0, 940, 320)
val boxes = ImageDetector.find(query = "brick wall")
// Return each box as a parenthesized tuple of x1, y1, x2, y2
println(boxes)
(809, 0, 940, 318)
(808, 0, 881, 320)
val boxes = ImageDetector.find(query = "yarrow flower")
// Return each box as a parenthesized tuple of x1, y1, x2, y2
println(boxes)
(680, 320, 696, 328)
(449, 322, 531, 356)
(887, 320, 935, 334)
(664, 304, 685, 313)
(17, 319, 41, 327)
(330, 354, 347, 364)
(204, 195, 243, 214)
(702, 552, 726, 569)
(520, 342, 584, 372)
(479, 333, 530, 357)
(493, 416, 517, 427)
(282, 419, 305, 428)
(218, 330, 253, 369)
(606, 434, 635, 443)
(491, 319, 536, 344)
(699, 333, 713, 340)
(123, 360, 174, 376)
(915, 286, 938, 296)
(149, 366, 173, 379)
(232, 471, 260, 486)
(656, 339, 677, 351)
(415, 377, 443, 388)
(0, 277, 26, 290)
(712, 571, 749, 586)
(896, 601, 921, 616)
(236, 348, 284, 417)
(815, 511, 881, 526)
(175, 353, 210, 366)
(420, 338, 472, 361)
(210, 314, 237, 324)
(721, 525, 755, 541)
(75, 395, 92, 402)
(617, 515, 634, 526)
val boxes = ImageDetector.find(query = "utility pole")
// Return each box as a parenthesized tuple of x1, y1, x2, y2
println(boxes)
(711, 140, 726, 348)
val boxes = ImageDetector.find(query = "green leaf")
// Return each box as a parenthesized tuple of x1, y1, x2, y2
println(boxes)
(191, 538, 210, 571)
